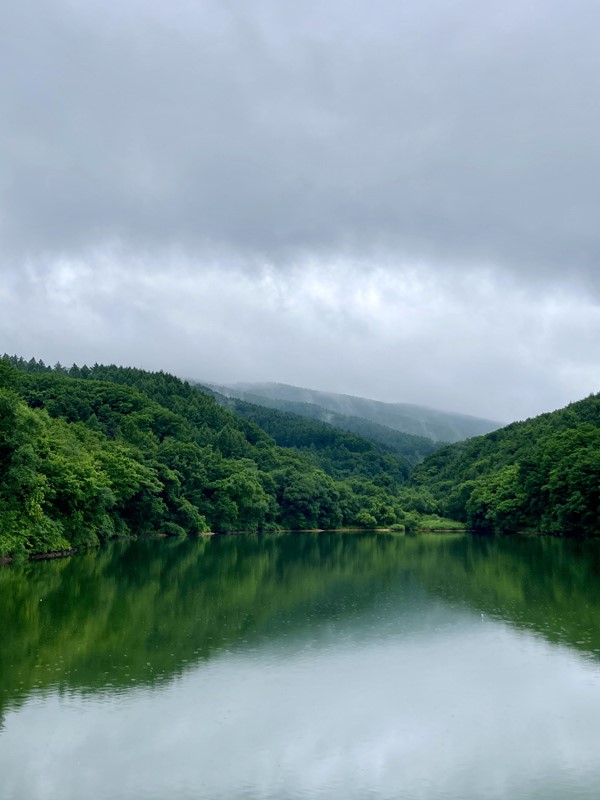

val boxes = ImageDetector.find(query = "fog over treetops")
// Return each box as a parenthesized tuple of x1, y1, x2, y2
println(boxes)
(208, 381, 499, 442)
(1, 0, 599, 421)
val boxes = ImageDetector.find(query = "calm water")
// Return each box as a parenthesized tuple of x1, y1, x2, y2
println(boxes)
(1, 532, 600, 800)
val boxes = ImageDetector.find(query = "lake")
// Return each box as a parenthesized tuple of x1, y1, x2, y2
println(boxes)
(1, 531, 600, 800)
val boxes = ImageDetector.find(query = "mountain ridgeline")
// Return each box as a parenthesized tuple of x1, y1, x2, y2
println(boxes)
(203, 388, 440, 472)
(204, 384, 440, 465)
(0, 357, 440, 558)
(412, 393, 600, 536)
(212, 382, 501, 443)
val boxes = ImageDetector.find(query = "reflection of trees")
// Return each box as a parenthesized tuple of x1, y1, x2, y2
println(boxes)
(1, 532, 599, 717)
(0, 534, 403, 713)
(414, 533, 600, 657)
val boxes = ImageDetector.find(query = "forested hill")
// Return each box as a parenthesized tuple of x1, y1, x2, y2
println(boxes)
(212, 382, 500, 443)
(0, 357, 438, 558)
(205, 388, 439, 468)
(412, 393, 600, 536)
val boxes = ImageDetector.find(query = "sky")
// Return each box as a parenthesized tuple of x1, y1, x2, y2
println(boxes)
(1, 0, 599, 422)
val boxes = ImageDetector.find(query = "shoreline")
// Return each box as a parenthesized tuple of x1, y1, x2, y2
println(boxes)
(5, 525, 592, 567)
(0, 527, 447, 565)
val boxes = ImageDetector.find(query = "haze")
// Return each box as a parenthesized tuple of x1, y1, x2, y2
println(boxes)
(2, 0, 599, 421)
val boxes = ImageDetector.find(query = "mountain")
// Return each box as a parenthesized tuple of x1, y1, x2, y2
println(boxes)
(412, 393, 600, 536)
(204, 388, 413, 481)
(203, 385, 440, 466)
(0, 357, 443, 558)
(210, 382, 501, 443)
(2, 356, 596, 555)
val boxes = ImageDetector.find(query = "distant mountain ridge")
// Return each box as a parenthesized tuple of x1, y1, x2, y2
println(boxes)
(211, 382, 501, 443)
(201, 384, 439, 463)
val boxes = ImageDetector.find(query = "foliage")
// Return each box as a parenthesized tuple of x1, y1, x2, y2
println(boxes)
(211, 394, 412, 481)
(412, 394, 600, 535)
(206, 385, 441, 465)
(4, 355, 596, 547)
(0, 356, 441, 555)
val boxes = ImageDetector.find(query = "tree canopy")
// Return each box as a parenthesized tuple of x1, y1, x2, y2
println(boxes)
(0, 357, 439, 557)
(412, 393, 600, 536)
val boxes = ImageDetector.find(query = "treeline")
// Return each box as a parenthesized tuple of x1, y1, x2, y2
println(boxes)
(0, 356, 439, 557)
(412, 393, 600, 536)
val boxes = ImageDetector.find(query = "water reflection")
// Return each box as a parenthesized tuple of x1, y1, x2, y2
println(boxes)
(1, 533, 600, 799)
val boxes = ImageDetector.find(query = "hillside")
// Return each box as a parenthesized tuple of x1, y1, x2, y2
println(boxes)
(412, 393, 600, 536)
(204, 386, 439, 467)
(213, 382, 500, 443)
(0, 357, 439, 558)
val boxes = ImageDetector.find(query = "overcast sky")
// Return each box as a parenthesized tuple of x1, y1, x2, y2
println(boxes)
(2, 0, 599, 422)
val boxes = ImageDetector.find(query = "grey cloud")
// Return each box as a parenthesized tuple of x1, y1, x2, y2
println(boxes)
(2, 259, 598, 421)
(2, 0, 600, 286)
(2, 0, 600, 422)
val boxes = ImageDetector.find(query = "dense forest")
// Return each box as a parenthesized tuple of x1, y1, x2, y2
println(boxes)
(0, 356, 440, 558)
(1, 354, 597, 559)
(206, 390, 425, 477)
(412, 393, 600, 536)
(204, 384, 440, 463)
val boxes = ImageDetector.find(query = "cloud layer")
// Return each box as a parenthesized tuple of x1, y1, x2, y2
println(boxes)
(1, 0, 599, 419)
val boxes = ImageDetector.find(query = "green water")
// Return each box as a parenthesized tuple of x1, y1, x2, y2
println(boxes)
(1, 532, 600, 799)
